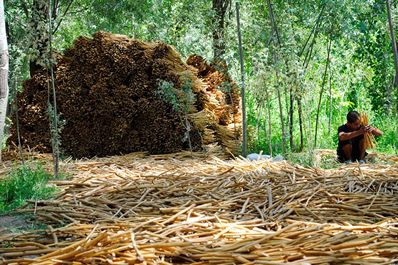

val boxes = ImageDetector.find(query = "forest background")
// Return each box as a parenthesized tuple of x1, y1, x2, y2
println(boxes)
(4, 0, 398, 161)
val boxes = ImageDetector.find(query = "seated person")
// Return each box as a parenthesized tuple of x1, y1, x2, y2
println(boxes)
(337, 111, 383, 163)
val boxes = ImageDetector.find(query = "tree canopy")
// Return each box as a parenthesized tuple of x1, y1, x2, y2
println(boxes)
(4, 0, 398, 156)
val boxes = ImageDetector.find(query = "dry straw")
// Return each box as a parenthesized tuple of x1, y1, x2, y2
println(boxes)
(360, 112, 375, 149)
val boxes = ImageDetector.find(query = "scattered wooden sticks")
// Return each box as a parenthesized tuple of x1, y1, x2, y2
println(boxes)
(1, 152, 398, 264)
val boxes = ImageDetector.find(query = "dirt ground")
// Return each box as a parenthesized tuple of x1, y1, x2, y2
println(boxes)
(0, 214, 34, 236)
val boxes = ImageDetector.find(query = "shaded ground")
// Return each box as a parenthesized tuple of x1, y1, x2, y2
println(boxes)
(0, 214, 35, 236)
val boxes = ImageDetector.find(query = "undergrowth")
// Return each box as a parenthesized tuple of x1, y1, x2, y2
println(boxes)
(0, 164, 59, 213)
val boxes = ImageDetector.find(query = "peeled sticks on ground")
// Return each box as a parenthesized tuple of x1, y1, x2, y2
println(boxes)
(9, 32, 241, 158)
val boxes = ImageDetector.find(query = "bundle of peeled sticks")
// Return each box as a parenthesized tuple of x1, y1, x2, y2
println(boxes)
(360, 112, 375, 149)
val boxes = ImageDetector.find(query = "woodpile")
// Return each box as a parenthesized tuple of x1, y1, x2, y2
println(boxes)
(1, 153, 398, 263)
(187, 55, 241, 155)
(9, 32, 241, 158)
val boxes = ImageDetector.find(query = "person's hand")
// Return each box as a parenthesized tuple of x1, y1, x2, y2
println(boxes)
(359, 125, 367, 134)
(366, 125, 375, 133)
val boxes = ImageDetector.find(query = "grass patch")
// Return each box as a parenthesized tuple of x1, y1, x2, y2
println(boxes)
(0, 164, 58, 213)
(288, 150, 342, 169)
(288, 151, 316, 168)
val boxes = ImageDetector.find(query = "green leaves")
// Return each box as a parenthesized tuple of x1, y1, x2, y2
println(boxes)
(0, 164, 58, 213)
(4, 0, 397, 155)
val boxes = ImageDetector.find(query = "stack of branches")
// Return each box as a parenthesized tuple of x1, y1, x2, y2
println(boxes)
(1, 154, 398, 263)
(360, 112, 375, 149)
(187, 55, 241, 155)
(9, 32, 241, 158)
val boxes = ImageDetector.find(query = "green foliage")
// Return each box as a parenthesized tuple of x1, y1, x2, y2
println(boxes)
(5, 0, 398, 164)
(156, 77, 196, 152)
(288, 151, 316, 168)
(157, 76, 195, 114)
(372, 115, 398, 154)
(0, 164, 58, 213)
(157, 80, 181, 112)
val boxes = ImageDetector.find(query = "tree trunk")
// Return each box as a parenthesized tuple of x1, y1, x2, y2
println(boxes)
(296, 96, 304, 151)
(276, 80, 286, 154)
(0, 0, 8, 162)
(212, 0, 230, 63)
(236, 2, 247, 157)
(266, 0, 295, 152)
(302, 7, 325, 70)
(48, 0, 59, 177)
(255, 99, 264, 142)
(29, 0, 50, 77)
(289, 85, 294, 151)
(265, 88, 272, 156)
(386, 0, 398, 130)
(299, 4, 325, 57)
(314, 37, 332, 147)
(328, 73, 333, 134)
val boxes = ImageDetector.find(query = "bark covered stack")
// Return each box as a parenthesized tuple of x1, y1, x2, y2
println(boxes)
(10, 32, 241, 158)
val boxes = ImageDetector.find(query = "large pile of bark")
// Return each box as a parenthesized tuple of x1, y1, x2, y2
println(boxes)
(9, 32, 241, 158)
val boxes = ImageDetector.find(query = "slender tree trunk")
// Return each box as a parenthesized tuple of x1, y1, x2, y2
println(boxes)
(267, 0, 287, 153)
(48, 0, 59, 177)
(236, 2, 247, 157)
(266, 0, 281, 45)
(265, 88, 272, 156)
(0, 0, 8, 162)
(289, 85, 294, 151)
(276, 83, 286, 154)
(256, 100, 264, 141)
(314, 37, 332, 147)
(386, 0, 398, 113)
(212, 0, 230, 63)
(14, 95, 24, 164)
(302, 6, 324, 71)
(296, 4, 325, 152)
(12, 78, 24, 164)
(274, 57, 286, 154)
(267, 0, 296, 152)
(52, 0, 75, 34)
(299, 4, 326, 57)
(296, 96, 304, 151)
(328, 72, 333, 134)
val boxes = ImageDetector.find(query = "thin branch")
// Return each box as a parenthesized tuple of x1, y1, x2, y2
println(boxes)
(266, 0, 282, 46)
(299, 4, 326, 57)
(52, 0, 74, 34)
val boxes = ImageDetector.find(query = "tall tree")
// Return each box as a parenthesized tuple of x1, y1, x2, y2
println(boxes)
(386, 0, 398, 118)
(236, 1, 247, 157)
(23, 0, 50, 76)
(314, 36, 332, 147)
(267, 0, 287, 153)
(19, 0, 73, 76)
(212, 0, 230, 63)
(0, 0, 8, 161)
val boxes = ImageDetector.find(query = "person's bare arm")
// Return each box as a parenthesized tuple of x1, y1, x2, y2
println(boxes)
(338, 127, 366, 141)
(368, 126, 383, 137)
